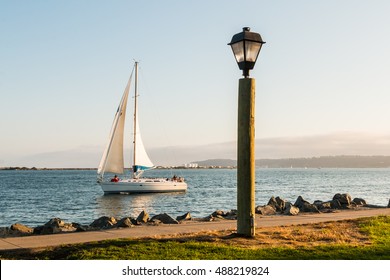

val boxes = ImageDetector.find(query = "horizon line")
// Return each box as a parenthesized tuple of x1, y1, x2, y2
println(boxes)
(3, 154, 390, 169)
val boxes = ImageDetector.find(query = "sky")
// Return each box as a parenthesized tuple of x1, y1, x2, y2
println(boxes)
(1, 0, 390, 167)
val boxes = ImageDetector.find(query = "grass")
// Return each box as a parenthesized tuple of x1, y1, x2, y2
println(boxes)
(1, 215, 389, 260)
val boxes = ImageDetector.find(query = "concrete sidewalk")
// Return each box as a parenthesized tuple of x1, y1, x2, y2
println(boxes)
(1, 208, 389, 251)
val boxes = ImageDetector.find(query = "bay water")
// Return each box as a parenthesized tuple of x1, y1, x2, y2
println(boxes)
(0, 168, 389, 227)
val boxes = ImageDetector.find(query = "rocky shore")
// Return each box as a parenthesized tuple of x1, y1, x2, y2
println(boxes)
(1, 193, 389, 238)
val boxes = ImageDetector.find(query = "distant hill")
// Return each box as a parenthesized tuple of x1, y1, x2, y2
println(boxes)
(194, 156, 390, 168)
(257, 156, 390, 168)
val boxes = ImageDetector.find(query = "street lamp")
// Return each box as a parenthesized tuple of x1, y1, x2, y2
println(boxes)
(229, 27, 265, 237)
(228, 27, 265, 77)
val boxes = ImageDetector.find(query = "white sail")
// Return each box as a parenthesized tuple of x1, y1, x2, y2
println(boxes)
(97, 72, 133, 176)
(133, 108, 154, 171)
(132, 62, 154, 177)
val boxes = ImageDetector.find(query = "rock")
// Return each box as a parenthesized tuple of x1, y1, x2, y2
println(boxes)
(115, 217, 134, 228)
(294, 196, 310, 208)
(10, 223, 33, 235)
(149, 219, 162, 225)
(50, 218, 76, 232)
(0, 227, 9, 237)
(267, 196, 285, 212)
(283, 202, 300, 216)
(204, 210, 229, 221)
(202, 215, 214, 222)
(352, 198, 367, 206)
(130, 218, 141, 226)
(1, 224, 34, 237)
(314, 200, 331, 210)
(176, 212, 192, 221)
(150, 213, 179, 224)
(267, 197, 277, 210)
(72, 223, 90, 232)
(224, 209, 238, 220)
(33, 218, 76, 235)
(294, 196, 320, 213)
(211, 210, 225, 217)
(321, 202, 332, 209)
(275, 196, 286, 211)
(304, 204, 320, 213)
(313, 200, 323, 206)
(227, 209, 237, 216)
(330, 199, 342, 209)
(75, 226, 87, 232)
(206, 210, 237, 220)
(33, 225, 61, 234)
(255, 205, 276, 215)
(90, 216, 117, 229)
(45, 217, 65, 228)
(213, 215, 225, 220)
(333, 193, 352, 206)
(33, 226, 45, 234)
(137, 210, 150, 223)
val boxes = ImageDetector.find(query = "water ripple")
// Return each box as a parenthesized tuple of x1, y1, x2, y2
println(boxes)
(0, 168, 389, 227)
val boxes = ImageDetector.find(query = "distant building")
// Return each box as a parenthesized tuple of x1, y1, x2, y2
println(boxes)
(184, 163, 199, 168)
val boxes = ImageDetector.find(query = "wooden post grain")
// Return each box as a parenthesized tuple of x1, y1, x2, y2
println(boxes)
(237, 77, 256, 237)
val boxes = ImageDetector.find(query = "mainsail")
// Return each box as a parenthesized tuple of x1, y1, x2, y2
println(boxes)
(97, 71, 133, 176)
(97, 62, 154, 180)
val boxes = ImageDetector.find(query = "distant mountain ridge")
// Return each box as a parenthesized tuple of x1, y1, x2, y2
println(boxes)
(7, 132, 390, 168)
(194, 156, 390, 168)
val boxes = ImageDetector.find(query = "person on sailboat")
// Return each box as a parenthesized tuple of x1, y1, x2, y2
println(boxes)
(111, 175, 119, 182)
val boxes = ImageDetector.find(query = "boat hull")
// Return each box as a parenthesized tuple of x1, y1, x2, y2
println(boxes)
(99, 179, 187, 194)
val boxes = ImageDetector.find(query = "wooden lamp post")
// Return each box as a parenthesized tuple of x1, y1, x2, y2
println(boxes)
(228, 27, 265, 236)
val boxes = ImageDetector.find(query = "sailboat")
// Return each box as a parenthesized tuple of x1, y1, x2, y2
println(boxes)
(97, 62, 187, 194)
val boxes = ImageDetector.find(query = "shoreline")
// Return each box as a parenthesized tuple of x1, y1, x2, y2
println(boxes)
(1, 207, 389, 252)
(0, 167, 230, 171)
(1, 193, 389, 234)
(1, 204, 388, 238)
(3, 164, 390, 171)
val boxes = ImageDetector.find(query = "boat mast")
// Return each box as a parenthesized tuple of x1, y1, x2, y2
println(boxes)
(132, 61, 139, 179)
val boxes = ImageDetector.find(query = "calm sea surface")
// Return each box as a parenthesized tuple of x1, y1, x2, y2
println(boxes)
(0, 168, 389, 227)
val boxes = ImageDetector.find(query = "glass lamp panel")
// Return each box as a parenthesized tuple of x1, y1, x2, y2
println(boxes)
(245, 41, 261, 62)
(231, 41, 245, 63)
